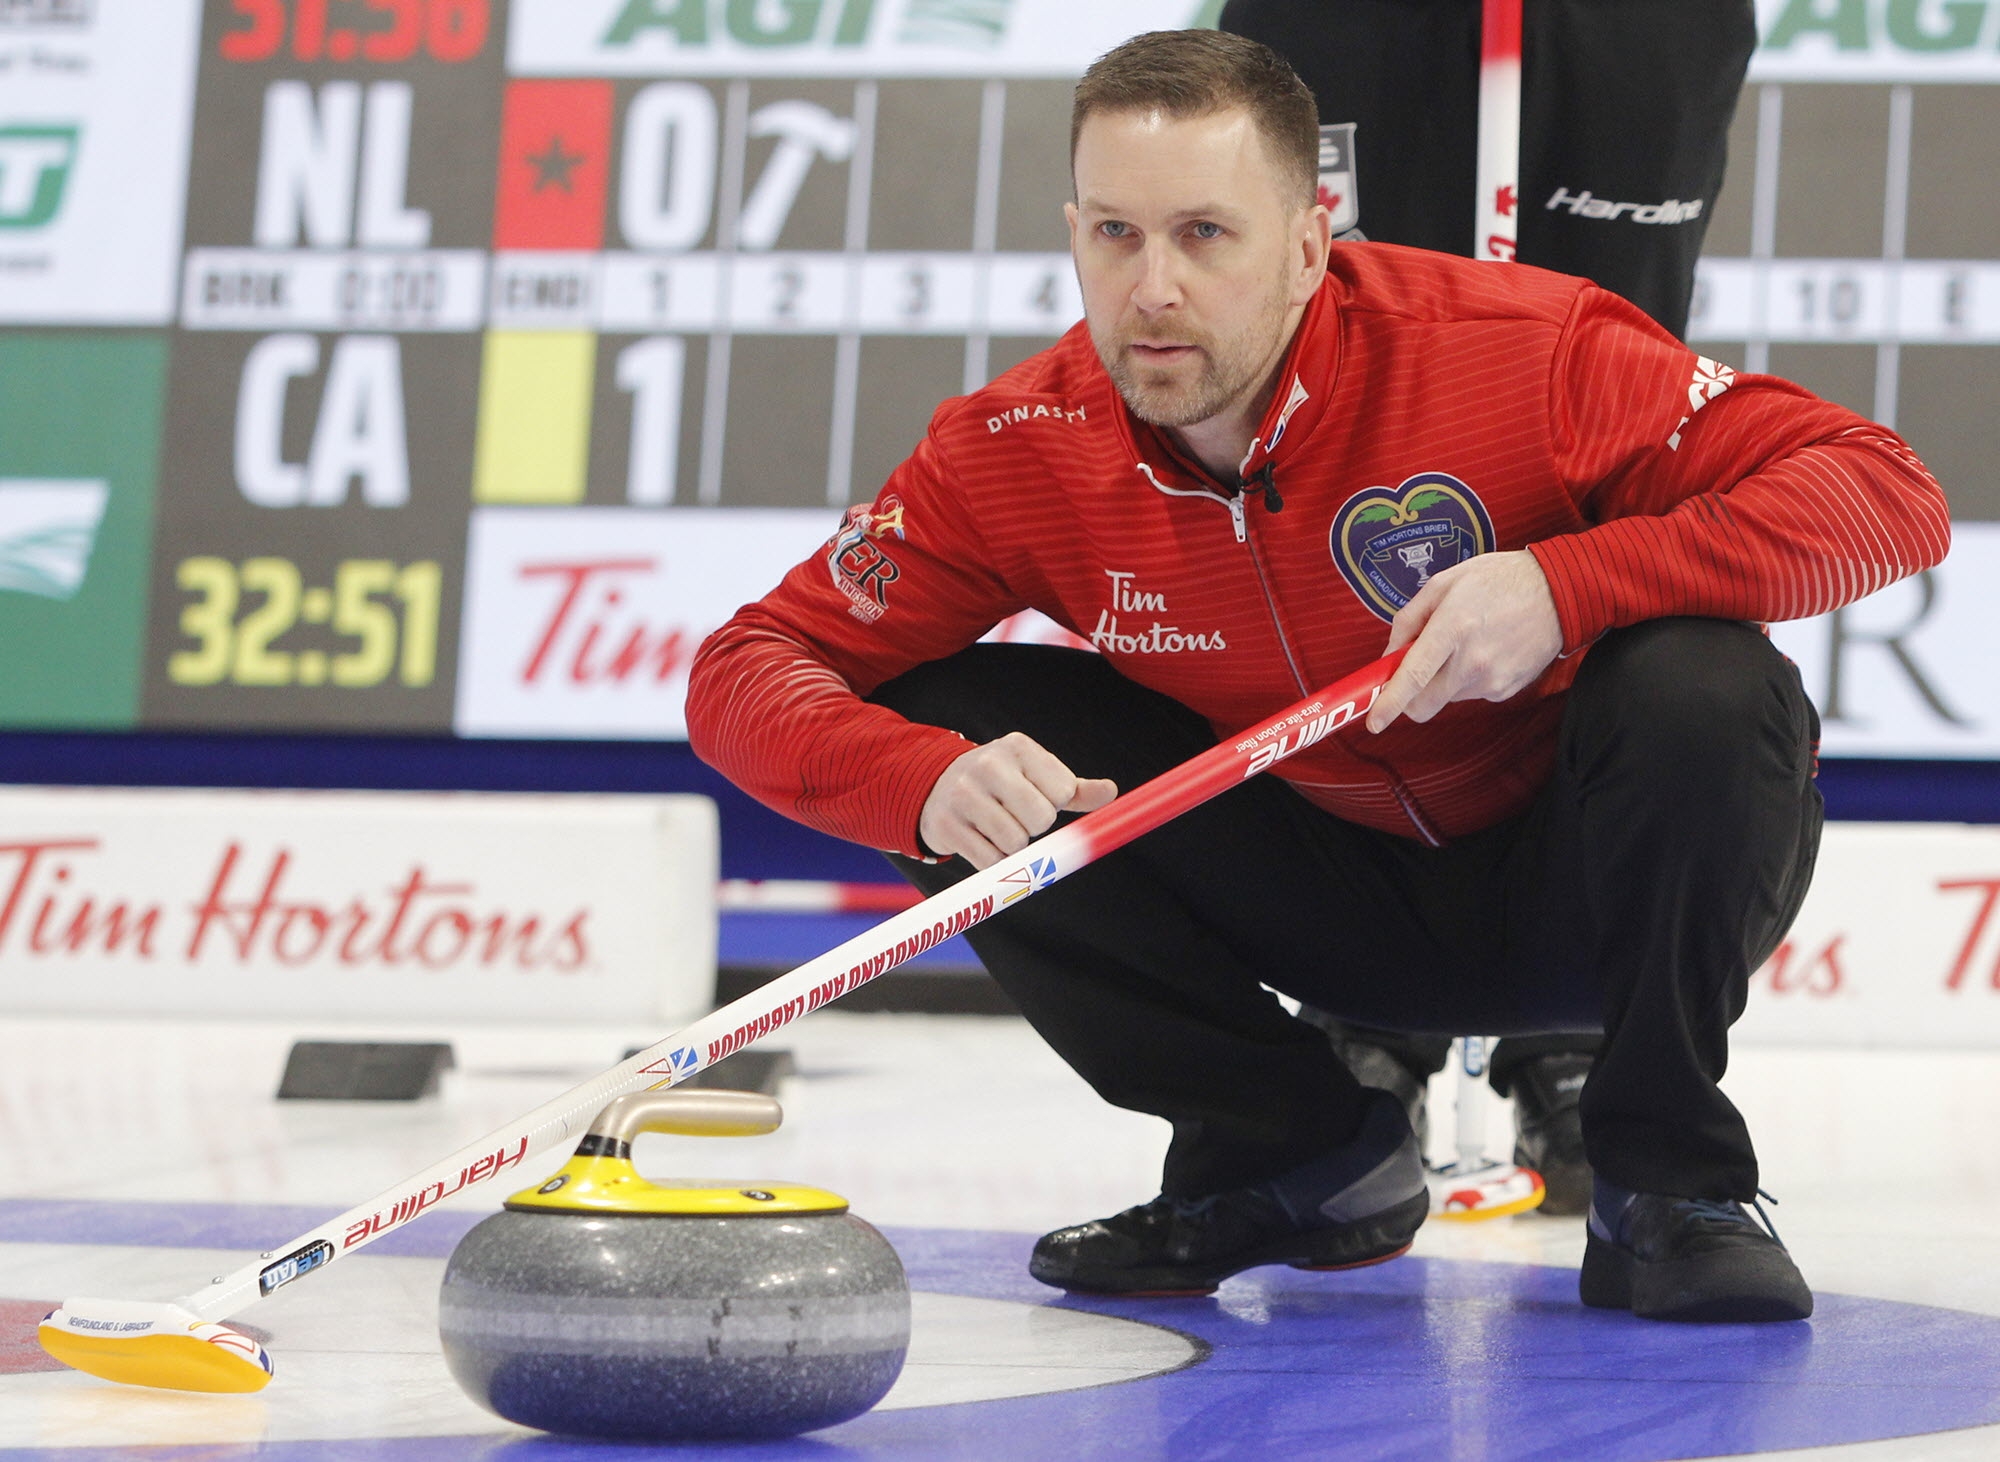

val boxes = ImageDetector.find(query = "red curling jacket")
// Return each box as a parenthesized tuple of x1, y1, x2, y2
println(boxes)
(686, 243, 1950, 855)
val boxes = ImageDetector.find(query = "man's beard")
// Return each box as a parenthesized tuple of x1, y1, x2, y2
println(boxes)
(1095, 275, 1293, 431)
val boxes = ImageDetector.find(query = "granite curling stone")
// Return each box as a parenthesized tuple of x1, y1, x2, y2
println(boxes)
(438, 1089, 909, 1441)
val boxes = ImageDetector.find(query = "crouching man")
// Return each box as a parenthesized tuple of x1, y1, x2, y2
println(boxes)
(686, 30, 1948, 1322)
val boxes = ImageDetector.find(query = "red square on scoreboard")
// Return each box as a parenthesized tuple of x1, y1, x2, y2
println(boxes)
(494, 80, 614, 250)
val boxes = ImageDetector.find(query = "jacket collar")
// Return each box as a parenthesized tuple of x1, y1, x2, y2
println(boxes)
(1113, 271, 1343, 495)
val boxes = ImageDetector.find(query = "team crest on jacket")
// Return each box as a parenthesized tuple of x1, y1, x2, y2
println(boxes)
(1331, 472, 1495, 621)
(826, 493, 906, 623)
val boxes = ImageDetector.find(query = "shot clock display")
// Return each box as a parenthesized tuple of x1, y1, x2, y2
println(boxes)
(169, 556, 442, 690)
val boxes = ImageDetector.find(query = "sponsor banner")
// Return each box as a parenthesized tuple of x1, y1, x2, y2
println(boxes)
(1739, 823, 2000, 1048)
(509, 1, 2000, 85)
(506, 0, 1204, 78)
(0, 787, 719, 1023)
(0, 334, 165, 728)
(0, 0, 203, 323)
(1771, 522, 2000, 758)
(454, 514, 1998, 751)
(455, 505, 833, 738)
(1749, 0, 2000, 83)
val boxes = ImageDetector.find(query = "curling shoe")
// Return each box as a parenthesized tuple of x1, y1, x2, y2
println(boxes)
(1579, 1179, 1813, 1322)
(1029, 1089, 1428, 1296)
(1506, 1053, 1594, 1216)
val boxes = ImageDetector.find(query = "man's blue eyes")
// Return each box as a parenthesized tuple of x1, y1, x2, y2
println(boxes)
(1097, 222, 1224, 239)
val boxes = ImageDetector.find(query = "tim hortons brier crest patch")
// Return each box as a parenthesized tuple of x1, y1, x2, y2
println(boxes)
(1331, 472, 1496, 622)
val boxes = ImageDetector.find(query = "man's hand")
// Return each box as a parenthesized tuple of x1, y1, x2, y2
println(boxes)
(919, 733, 1118, 869)
(1365, 550, 1564, 733)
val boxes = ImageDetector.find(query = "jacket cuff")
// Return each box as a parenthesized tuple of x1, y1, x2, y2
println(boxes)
(1527, 531, 1625, 654)
(873, 727, 974, 860)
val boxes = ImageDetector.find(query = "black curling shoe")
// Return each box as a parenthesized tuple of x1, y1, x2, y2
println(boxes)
(1029, 1089, 1429, 1296)
(1580, 1180, 1813, 1322)
(1506, 1052, 1594, 1216)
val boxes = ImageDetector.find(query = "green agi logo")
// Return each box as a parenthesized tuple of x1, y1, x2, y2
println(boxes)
(601, 0, 995, 48)
(0, 124, 79, 230)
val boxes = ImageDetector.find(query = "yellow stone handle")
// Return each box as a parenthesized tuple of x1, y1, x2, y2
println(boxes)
(583, 1089, 782, 1146)
(509, 1089, 837, 1215)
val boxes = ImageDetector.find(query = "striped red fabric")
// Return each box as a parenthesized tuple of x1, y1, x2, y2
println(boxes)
(687, 243, 1949, 857)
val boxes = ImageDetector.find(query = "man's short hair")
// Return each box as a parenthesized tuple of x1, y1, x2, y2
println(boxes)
(1070, 29, 1320, 210)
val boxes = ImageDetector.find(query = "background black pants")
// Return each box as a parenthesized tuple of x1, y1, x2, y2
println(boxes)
(1221, 0, 1757, 337)
(871, 621, 1821, 1204)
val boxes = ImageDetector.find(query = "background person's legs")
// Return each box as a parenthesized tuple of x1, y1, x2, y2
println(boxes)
(1219, 0, 1756, 333)
(1305, 1019, 1600, 1212)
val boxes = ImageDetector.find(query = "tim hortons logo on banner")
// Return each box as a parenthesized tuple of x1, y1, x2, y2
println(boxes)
(1940, 876, 2000, 992)
(516, 557, 692, 687)
(1752, 935, 1845, 997)
(1750, 872, 2000, 1000)
(0, 837, 592, 973)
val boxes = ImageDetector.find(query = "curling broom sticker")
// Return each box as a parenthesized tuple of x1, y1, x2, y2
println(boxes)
(998, 856, 1059, 905)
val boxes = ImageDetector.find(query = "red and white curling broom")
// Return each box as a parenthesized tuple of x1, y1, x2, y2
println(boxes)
(39, 649, 1407, 1394)
(1421, 0, 1546, 1224)
(718, 882, 1544, 1220)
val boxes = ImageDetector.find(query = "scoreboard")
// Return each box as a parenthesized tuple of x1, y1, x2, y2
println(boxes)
(0, 0, 1996, 755)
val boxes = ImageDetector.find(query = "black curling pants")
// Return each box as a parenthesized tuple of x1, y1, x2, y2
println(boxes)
(870, 619, 1822, 1204)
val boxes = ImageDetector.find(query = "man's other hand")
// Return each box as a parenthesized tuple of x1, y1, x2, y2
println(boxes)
(1365, 551, 1563, 733)
(919, 733, 1118, 869)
